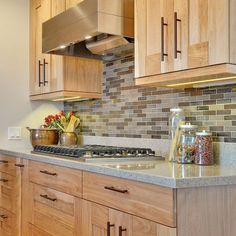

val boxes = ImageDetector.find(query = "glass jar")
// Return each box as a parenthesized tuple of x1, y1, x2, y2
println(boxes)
(169, 107, 185, 140)
(176, 123, 197, 164)
(195, 130, 214, 165)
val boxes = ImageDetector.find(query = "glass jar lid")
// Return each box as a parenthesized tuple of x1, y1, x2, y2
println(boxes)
(180, 123, 197, 130)
(196, 130, 212, 136)
(170, 107, 183, 112)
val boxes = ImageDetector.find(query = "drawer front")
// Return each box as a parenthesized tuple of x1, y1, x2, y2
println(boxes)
(0, 208, 17, 236)
(0, 155, 17, 176)
(83, 172, 176, 227)
(30, 183, 76, 236)
(29, 161, 82, 197)
(0, 172, 19, 213)
(29, 223, 52, 236)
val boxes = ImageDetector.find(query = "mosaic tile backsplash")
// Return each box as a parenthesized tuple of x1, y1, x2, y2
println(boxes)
(65, 45, 236, 143)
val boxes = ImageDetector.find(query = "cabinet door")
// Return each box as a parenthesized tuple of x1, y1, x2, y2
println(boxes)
(135, 0, 161, 78)
(82, 200, 108, 236)
(30, 0, 51, 95)
(188, 0, 229, 68)
(0, 157, 23, 236)
(132, 216, 176, 236)
(66, 0, 83, 9)
(135, 0, 186, 77)
(109, 209, 132, 236)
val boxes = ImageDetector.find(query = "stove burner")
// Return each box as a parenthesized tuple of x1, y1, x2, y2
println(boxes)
(32, 145, 156, 160)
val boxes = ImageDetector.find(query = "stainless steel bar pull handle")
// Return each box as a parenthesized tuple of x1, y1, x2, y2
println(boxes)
(161, 17, 168, 61)
(38, 60, 44, 87)
(107, 222, 115, 236)
(174, 12, 181, 58)
(119, 226, 127, 236)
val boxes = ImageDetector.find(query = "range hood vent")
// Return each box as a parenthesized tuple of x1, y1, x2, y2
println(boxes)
(42, 0, 134, 60)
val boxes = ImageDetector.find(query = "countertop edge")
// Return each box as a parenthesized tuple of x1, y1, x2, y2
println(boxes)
(0, 148, 236, 189)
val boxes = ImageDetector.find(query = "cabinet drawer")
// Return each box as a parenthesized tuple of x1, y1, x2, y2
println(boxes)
(30, 183, 77, 236)
(29, 223, 52, 236)
(29, 161, 82, 197)
(83, 172, 176, 227)
(0, 208, 16, 236)
(0, 172, 19, 213)
(0, 155, 17, 176)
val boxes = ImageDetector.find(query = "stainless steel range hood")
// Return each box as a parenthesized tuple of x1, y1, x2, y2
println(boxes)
(42, 0, 134, 60)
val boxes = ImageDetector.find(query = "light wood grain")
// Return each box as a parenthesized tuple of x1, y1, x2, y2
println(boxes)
(82, 200, 108, 236)
(83, 171, 176, 227)
(66, 0, 83, 9)
(134, 0, 147, 78)
(174, 0, 188, 71)
(29, 183, 75, 234)
(146, 0, 161, 76)
(29, 161, 82, 197)
(109, 208, 133, 236)
(230, 0, 236, 64)
(29, 223, 53, 236)
(0, 156, 22, 236)
(30, 0, 103, 100)
(64, 57, 102, 94)
(132, 216, 176, 236)
(135, 63, 236, 88)
(188, 42, 209, 69)
(0, 208, 16, 236)
(0, 155, 17, 176)
(0, 172, 18, 213)
(177, 185, 236, 236)
(30, 90, 102, 101)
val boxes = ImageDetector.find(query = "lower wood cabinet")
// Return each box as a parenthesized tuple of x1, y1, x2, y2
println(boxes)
(23, 160, 82, 236)
(82, 200, 176, 236)
(0, 155, 23, 236)
(0, 155, 235, 236)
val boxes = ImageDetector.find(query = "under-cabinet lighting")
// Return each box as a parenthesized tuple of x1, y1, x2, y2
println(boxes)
(59, 45, 66, 49)
(166, 76, 236, 87)
(52, 96, 81, 102)
(85, 35, 92, 40)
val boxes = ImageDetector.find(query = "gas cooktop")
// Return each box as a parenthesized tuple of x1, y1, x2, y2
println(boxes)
(32, 145, 159, 162)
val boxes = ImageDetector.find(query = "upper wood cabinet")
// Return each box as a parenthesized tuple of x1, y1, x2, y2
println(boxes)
(135, 0, 236, 88)
(29, 0, 102, 101)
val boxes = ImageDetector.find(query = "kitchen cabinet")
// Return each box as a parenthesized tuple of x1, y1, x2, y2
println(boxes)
(30, 0, 102, 101)
(23, 160, 82, 236)
(82, 200, 176, 236)
(66, 0, 83, 9)
(135, 0, 236, 88)
(0, 155, 24, 236)
(0, 152, 234, 236)
(83, 171, 176, 226)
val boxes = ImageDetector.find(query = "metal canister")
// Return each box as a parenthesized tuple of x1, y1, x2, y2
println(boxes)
(195, 130, 214, 165)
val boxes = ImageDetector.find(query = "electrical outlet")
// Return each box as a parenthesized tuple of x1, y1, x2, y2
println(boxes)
(8, 127, 22, 140)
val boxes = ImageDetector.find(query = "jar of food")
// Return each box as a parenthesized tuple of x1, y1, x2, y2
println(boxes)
(169, 107, 185, 140)
(176, 123, 197, 164)
(195, 130, 214, 165)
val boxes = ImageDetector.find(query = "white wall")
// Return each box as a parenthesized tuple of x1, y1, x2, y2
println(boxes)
(0, 0, 63, 148)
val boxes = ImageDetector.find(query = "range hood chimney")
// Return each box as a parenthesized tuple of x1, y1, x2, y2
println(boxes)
(42, 0, 134, 60)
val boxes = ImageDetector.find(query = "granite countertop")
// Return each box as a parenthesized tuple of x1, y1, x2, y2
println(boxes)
(0, 147, 236, 188)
